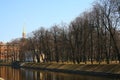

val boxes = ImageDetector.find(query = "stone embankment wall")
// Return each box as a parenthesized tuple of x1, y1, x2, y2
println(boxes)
(21, 63, 120, 77)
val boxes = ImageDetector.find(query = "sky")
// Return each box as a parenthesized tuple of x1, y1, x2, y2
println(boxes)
(0, 0, 95, 42)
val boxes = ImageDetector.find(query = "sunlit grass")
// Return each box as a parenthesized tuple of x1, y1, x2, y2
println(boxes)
(46, 60, 119, 64)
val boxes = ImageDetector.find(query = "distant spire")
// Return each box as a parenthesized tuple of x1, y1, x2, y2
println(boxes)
(22, 23, 26, 39)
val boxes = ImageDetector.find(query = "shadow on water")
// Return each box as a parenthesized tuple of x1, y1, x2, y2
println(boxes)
(11, 61, 21, 69)
(0, 66, 120, 80)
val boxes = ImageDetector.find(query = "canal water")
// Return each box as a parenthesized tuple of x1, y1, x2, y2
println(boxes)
(0, 66, 119, 80)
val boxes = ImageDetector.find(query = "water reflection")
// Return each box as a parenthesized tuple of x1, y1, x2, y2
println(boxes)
(0, 66, 119, 80)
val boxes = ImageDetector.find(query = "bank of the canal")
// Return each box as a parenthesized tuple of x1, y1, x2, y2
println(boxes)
(0, 62, 11, 66)
(21, 63, 120, 78)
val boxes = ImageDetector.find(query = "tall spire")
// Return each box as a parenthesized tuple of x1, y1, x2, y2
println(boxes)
(22, 23, 26, 39)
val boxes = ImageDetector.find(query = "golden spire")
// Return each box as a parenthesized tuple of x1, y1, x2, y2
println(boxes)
(22, 23, 26, 39)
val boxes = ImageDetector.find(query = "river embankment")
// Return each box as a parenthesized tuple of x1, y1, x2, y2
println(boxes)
(0, 62, 11, 66)
(21, 63, 120, 78)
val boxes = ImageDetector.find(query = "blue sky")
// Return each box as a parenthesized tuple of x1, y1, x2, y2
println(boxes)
(0, 0, 94, 42)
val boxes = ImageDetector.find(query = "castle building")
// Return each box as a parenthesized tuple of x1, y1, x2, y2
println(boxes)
(0, 27, 45, 62)
(0, 42, 19, 62)
(0, 28, 26, 62)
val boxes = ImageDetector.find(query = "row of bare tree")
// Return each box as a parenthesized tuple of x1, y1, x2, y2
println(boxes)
(11, 0, 120, 64)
